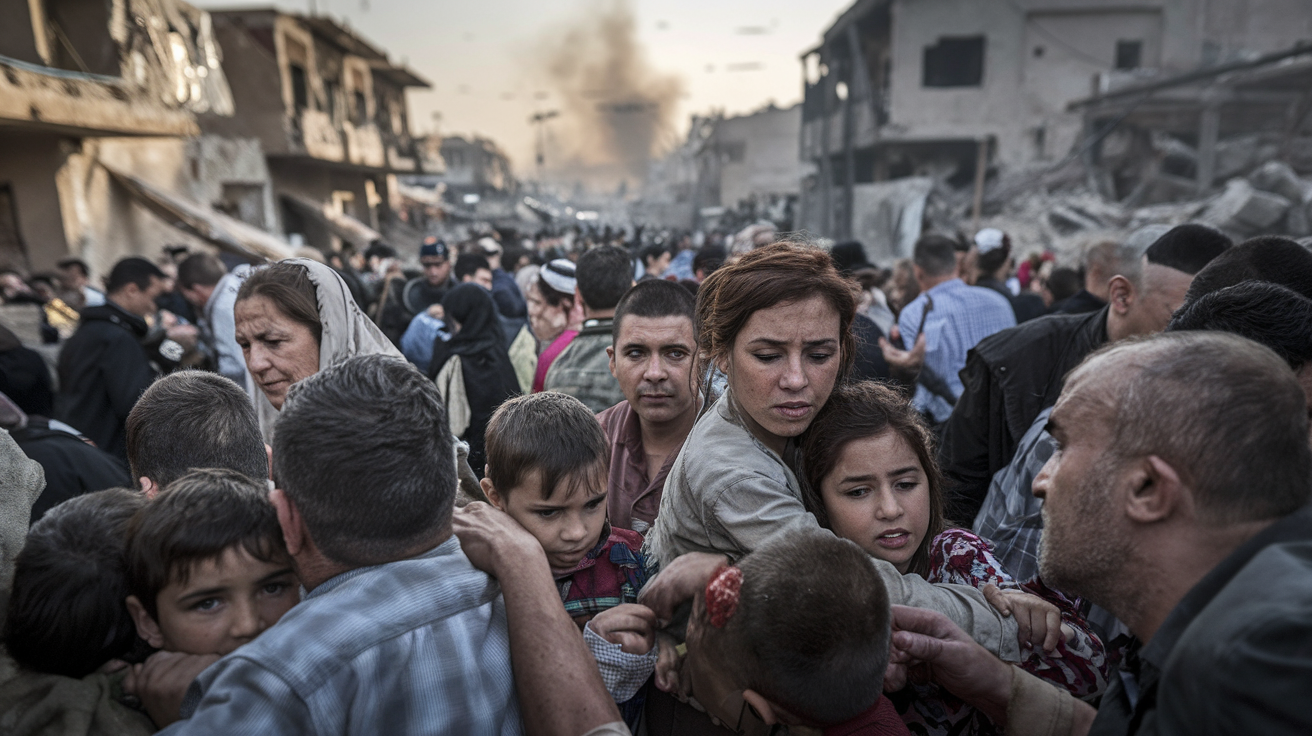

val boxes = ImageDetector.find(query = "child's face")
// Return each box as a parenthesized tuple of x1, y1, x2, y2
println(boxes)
(486, 467, 608, 573)
(136, 547, 299, 656)
(821, 430, 931, 574)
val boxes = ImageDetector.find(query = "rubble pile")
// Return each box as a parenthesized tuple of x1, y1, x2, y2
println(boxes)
(918, 132, 1312, 263)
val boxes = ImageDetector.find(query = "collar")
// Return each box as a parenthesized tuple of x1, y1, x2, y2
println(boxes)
(925, 277, 965, 296)
(82, 301, 149, 336)
(305, 535, 458, 601)
(1140, 505, 1312, 669)
(578, 317, 614, 336)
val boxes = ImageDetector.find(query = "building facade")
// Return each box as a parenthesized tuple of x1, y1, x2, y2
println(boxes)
(799, 0, 1312, 240)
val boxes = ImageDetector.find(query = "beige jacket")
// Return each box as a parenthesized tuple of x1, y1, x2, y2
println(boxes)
(646, 390, 1022, 661)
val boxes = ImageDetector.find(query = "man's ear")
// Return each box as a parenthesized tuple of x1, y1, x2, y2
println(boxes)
(606, 346, 616, 378)
(1107, 275, 1136, 316)
(741, 690, 781, 726)
(139, 477, 158, 499)
(574, 286, 590, 313)
(269, 488, 306, 556)
(265, 444, 274, 480)
(482, 478, 506, 511)
(125, 595, 166, 650)
(1125, 455, 1185, 524)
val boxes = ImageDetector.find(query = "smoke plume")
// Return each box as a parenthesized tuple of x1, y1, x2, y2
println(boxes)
(532, 0, 684, 193)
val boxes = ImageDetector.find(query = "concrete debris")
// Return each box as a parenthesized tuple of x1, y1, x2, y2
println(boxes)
(1201, 179, 1291, 234)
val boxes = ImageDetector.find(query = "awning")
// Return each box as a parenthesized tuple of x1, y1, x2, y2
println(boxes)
(281, 193, 382, 249)
(105, 166, 296, 262)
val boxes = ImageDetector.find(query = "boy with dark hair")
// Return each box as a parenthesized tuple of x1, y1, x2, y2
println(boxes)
(677, 532, 904, 734)
(126, 371, 269, 497)
(5, 488, 146, 678)
(124, 468, 298, 657)
(481, 392, 656, 724)
(545, 246, 636, 412)
(600, 280, 699, 533)
(454, 252, 493, 290)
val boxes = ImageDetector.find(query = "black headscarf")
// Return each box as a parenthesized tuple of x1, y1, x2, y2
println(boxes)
(428, 284, 521, 472)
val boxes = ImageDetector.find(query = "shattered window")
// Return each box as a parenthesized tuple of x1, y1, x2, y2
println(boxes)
(1116, 40, 1142, 70)
(922, 36, 985, 88)
(290, 64, 309, 111)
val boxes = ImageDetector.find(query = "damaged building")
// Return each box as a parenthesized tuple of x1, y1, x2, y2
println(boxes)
(204, 9, 436, 252)
(0, 0, 260, 275)
(799, 0, 1312, 261)
(636, 103, 812, 231)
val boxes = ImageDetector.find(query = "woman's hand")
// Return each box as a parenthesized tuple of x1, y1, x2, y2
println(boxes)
(983, 584, 1072, 653)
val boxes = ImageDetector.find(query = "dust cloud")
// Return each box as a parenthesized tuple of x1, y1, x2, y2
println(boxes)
(530, 0, 684, 193)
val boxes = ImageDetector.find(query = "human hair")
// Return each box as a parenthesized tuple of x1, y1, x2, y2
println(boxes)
(912, 234, 958, 278)
(364, 242, 397, 261)
(692, 244, 727, 277)
(1080, 331, 1311, 524)
(125, 469, 287, 620)
(236, 262, 323, 345)
(105, 257, 166, 295)
(4, 488, 147, 677)
(641, 242, 673, 267)
(696, 242, 857, 404)
(1143, 224, 1232, 276)
(57, 257, 89, 278)
(1167, 280, 1312, 371)
(485, 392, 609, 500)
(1046, 267, 1081, 303)
(1183, 235, 1312, 305)
(577, 245, 634, 311)
(612, 278, 696, 345)
(700, 532, 891, 726)
(176, 253, 228, 289)
(272, 355, 455, 566)
(976, 242, 1012, 277)
(454, 252, 491, 281)
(535, 274, 574, 308)
(800, 381, 946, 577)
(126, 371, 268, 488)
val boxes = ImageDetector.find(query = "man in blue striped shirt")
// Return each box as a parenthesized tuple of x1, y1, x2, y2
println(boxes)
(897, 235, 1015, 424)
(138, 357, 626, 736)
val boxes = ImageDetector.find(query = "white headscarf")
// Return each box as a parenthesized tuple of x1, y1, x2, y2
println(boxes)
(253, 258, 402, 442)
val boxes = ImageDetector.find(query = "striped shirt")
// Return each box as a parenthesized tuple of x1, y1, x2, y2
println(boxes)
(162, 536, 522, 735)
(898, 279, 1016, 423)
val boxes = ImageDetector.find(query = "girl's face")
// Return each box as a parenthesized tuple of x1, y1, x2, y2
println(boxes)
(721, 296, 842, 456)
(821, 430, 931, 574)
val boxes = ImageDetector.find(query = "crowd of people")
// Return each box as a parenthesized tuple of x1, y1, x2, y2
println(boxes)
(1, 220, 1311, 736)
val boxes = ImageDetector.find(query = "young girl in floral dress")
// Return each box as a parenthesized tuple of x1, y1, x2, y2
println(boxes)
(800, 381, 1108, 736)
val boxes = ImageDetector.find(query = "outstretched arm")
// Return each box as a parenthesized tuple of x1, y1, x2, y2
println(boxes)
(455, 503, 623, 736)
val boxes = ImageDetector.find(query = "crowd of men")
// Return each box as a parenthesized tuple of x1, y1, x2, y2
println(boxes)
(0, 219, 1310, 736)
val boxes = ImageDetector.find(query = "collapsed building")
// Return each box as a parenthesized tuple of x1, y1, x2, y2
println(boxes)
(0, 1, 440, 282)
(635, 102, 812, 232)
(798, 0, 1312, 263)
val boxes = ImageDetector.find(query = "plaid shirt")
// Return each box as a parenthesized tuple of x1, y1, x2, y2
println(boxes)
(972, 407, 1055, 582)
(898, 279, 1015, 423)
(543, 318, 626, 414)
(162, 537, 522, 736)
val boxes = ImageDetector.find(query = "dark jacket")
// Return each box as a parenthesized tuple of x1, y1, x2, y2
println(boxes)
(1051, 289, 1106, 315)
(57, 302, 159, 460)
(0, 325, 53, 416)
(13, 418, 130, 522)
(938, 306, 1108, 524)
(977, 277, 1047, 324)
(1090, 504, 1312, 735)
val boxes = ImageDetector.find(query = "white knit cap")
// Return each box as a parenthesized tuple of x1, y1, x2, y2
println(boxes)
(974, 228, 1006, 254)
(539, 258, 577, 295)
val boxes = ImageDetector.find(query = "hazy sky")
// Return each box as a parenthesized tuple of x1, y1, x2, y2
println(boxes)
(203, 0, 852, 174)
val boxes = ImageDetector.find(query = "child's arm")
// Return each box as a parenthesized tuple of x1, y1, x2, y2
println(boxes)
(585, 604, 659, 703)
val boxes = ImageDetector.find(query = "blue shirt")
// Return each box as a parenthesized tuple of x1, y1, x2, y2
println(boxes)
(898, 279, 1015, 423)
(162, 537, 522, 736)
(401, 311, 451, 374)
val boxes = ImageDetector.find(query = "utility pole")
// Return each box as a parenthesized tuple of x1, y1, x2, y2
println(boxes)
(529, 109, 559, 192)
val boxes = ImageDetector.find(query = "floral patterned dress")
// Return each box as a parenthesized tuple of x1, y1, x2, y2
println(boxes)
(889, 528, 1108, 736)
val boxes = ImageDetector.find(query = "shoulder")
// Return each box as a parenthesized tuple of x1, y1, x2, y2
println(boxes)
(596, 400, 630, 429)
(972, 311, 1087, 365)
